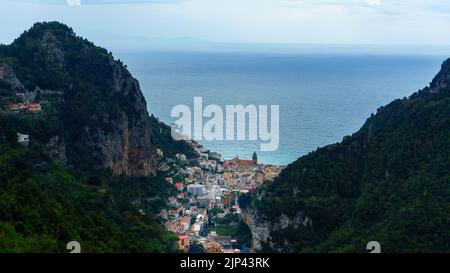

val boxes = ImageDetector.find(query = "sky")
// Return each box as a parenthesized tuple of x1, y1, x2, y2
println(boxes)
(1, 0, 450, 52)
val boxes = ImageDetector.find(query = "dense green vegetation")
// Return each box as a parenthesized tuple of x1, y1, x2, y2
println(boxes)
(0, 113, 178, 252)
(0, 82, 16, 108)
(256, 70, 450, 252)
(208, 213, 252, 247)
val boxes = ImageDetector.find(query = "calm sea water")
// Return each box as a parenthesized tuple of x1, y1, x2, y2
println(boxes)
(119, 51, 444, 165)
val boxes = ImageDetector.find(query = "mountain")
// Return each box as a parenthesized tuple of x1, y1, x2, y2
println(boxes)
(0, 22, 159, 176)
(0, 22, 198, 252)
(244, 58, 450, 253)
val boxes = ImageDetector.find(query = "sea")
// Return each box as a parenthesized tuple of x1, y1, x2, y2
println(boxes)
(118, 50, 444, 165)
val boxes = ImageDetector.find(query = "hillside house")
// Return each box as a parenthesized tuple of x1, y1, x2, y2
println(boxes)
(17, 133, 29, 146)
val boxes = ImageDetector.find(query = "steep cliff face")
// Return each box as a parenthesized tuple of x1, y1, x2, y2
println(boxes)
(252, 58, 450, 252)
(240, 208, 271, 252)
(0, 22, 157, 176)
(68, 48, 157, 176)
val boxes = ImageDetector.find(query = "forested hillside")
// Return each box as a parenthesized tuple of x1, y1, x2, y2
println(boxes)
(0, 113, 179, 252)
(251, 59, 450, 253)
(0, 22, 194, 252)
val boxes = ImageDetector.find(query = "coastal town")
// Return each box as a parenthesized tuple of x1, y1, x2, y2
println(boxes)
(2, 90, 284, 252)
(1, 62, 283, 253)
(158, 140, 284, 253)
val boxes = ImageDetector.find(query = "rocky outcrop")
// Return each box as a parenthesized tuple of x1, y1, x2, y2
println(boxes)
(241, 208, 271, 252)
(45, 136, 68, 167)
(241, 207, 311, 252)
(40, 29, 67, 70)
(429, 58, 450, 93)
(0, 61, 26, 93)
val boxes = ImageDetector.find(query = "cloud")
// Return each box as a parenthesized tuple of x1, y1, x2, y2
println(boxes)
(7, 0, 183, 5)
(366, 0, 382, 6)
(2, 0, 450, 46)
(81, 0, 184, 3)
(66, 0, 81, 6)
